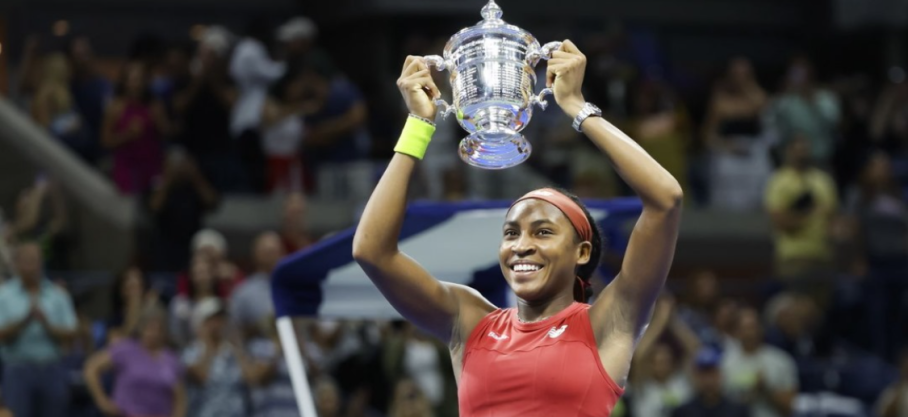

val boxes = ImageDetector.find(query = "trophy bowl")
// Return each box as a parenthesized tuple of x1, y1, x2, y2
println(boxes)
(424, 0, 562, 169)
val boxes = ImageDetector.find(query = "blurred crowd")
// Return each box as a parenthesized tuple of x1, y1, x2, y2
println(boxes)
(1, 9, 908, 417)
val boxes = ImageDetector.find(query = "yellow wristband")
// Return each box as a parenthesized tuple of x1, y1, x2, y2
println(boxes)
(393, 116, 436, 160)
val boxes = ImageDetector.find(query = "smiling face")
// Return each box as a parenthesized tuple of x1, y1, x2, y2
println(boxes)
(500, 199, 591, 302)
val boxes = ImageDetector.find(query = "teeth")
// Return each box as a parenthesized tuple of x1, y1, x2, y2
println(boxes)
(513, 264, 541, 272)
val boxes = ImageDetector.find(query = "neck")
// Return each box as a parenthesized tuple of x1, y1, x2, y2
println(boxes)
(21, 278, 41, 292)
(196, 288, 214, 299)
(516, 293, 574, 323)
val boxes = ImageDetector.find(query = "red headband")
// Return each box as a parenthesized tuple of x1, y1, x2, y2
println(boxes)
(510, 188, 593, 243)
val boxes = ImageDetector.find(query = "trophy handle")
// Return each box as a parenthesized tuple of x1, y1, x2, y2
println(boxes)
(532, 87, 554, 110)
(423, 55, 456, 119)
(423, 55, 448, 71)
(435, 98, 456, 119)
(527, 41, 563, 63)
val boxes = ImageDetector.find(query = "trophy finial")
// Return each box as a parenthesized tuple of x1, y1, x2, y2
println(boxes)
(481, 0, 503, 20)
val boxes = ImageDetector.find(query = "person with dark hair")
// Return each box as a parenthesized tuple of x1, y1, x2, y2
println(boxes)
(352, 40, 683, 415)
(672, 348, 750, 417)
(106, 266, 161, 343)
(101, 61, 171, 195)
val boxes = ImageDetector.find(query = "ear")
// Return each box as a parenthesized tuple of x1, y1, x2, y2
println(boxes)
(575, 241, 592, 266)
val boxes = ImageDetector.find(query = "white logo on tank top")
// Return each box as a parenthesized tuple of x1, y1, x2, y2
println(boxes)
(547, 325, 568, 338)
(488, 331, 508, 341)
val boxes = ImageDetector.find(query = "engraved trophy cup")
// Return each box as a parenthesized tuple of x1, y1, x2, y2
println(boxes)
(424, 0, 562, 169)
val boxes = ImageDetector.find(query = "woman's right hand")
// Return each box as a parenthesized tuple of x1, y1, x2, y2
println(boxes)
(396, 56, 440, 120)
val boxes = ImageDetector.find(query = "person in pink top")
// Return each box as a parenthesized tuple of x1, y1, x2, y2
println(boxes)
(353, 40, 683, 416)
(101, 61, 170, 195)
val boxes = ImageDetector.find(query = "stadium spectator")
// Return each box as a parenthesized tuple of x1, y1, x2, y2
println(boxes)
(182, 298, 247, 417)
(280, 192, 315, 254)
(148, 150, 220, 272)
(176, 228, 243, 298)
(0, 242, 77, 417)
(382, 321, 458, 416)
(243, 317, 301, 417)
(721, 307, 798, 417)
(764, 136, 839, 304)
(844, 151, 908, 360)
(766, 56, 841, 168)
(261, 71, 314, 193)
(106, 266, 161, 342)
(230, 231, 285, 338)
(173, 26, 241, 193)
(762, 292, 823, 358)
(672, 348, 750, 417)
(7, 178, 69, 270)
(170, 256, 221, 346)
(676, 270, 724, 348)
(630, 295, 700, 417)
(703, 58, 772, 211)
(298, 63, 371, 201)
(230, 19, 287, 193)
(869, 81, 908, 156)
(101, 61, 170, 195)
(83, 307, 186, 417)
(276, 16, 320, 68)
(66, 36, 114, 164)
(30, 53, 93, 161)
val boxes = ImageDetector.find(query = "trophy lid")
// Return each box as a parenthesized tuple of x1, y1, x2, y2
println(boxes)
(443, 1, 538, 54)
(480, 0, 503, 21)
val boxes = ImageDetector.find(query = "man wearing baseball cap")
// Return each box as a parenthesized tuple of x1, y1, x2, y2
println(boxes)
(672, 348, 750, 417)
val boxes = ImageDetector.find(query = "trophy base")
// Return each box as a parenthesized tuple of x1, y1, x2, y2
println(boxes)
(458, 130, 531, 170)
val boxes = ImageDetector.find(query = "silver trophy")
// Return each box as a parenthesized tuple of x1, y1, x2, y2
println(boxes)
(425, 0, 562, 169)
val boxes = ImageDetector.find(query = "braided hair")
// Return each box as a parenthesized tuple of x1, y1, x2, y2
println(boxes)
(552, 187, 604, 303)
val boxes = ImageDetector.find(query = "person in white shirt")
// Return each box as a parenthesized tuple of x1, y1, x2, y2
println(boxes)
(721, 307, 798, 417)
(230, 20, 287, 192)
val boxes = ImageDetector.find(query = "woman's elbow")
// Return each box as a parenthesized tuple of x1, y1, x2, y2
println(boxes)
(351, 232, 377, 264)
(650, 181, 684, 212)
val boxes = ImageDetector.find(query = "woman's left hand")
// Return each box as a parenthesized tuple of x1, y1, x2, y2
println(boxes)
(546, 40, 587, 118)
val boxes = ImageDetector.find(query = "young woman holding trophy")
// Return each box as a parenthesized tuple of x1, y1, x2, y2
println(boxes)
(352, 37, 682, 416)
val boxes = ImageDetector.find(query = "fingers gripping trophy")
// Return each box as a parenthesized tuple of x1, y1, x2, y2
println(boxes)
(404, 0, 568, 169)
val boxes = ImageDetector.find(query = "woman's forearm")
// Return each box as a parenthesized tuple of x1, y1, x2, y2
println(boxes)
(352, 152, 418, 262)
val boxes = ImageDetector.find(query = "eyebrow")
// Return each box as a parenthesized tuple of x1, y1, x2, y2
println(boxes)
(503, 219, 556, 228)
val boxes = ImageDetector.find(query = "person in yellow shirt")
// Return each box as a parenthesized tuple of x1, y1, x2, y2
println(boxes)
(764, 135, 838, 303)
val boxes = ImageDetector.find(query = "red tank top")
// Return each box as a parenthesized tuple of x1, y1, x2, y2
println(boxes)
(459, 302, 624, 417)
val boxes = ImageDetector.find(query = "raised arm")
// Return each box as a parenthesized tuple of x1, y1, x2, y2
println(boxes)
(546, 41, 683, 384)
(352, 56, 494, 344)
